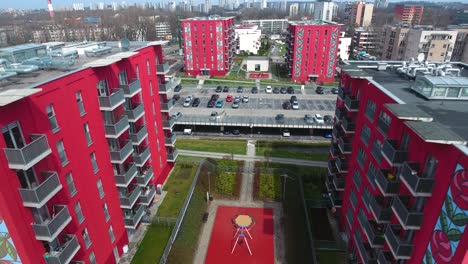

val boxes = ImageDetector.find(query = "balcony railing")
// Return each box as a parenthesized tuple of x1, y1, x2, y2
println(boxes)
(167, 148, 179, 162)
(19, 171, 62, 208)
(332, 174, 345, 191)
(338, 137, 352, 154)
(341, 118, 356, 134)
(337, 87, 347, 100)
(163, 117, 176, 129)
(156, 63, 170, 74)
(391, 196, 423, 230)
(332, 125, 344, 140)
(369, 195, 392, 223)
(45, 235, 80, 264)
(354, 233, 378, 264)
(130, 125, 148, 145)
(109, 140, 133, 164)
(377, 118, 390, 137)
(160, 100, 174, 112)
(104, 115, 130, 138)
(122, 79, 141, 98)
(400, 162, 434, 197)
(32, 205, 72, 242)
(335, 107, 345, 120)
(133, 147, 151, 166)
(115, 163, 138, 187)
(136, 167, 154, 186)
(164, 134, 177, 146)
(384, 225, 413, 259)
(139, 186, 156, 205)
(120, 186, 142, 209)
(3, 134, 52, 170)
(359, 213, 385, 248)
(344, 95, 360, 112)
(329, 143, 339, 158)
(377, 250, 393, 264)
(98, 88, 125, 111)
(374, 169, 399, 196)
(382, 140, 408, 165)
(158, 77, 181, 93)
(335, 158, 349, 173)
(124, 205, 145, 229)
(328, 160, 338, 175)
(124, 103, 145, 122)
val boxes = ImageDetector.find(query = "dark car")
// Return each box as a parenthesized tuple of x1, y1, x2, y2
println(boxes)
(172, 94, 180, 102)
(207, 99, 215, 108)
(232, 129, 240, 135)
(237, 86, 244, 93)
(290, 96, 298, 103)
(174, 84, 182, 92)
(275, 114, 285, 124)
(324, 115, 333, 123)
(331, 87, 339, 94)
(282, 101, 291, 110)
(316, 86, 324, 94)
(223, 86, 229, 92)
(211, 94, 220, 100)
(273, 87, 280, 94)
(287, 86, 295, 94)
(280, 87, 287, 94)
(251, 87, 258, 93)
(215, 86, 223, 92)
(192, 98, 200, 107)
(223, 130, 231, 135)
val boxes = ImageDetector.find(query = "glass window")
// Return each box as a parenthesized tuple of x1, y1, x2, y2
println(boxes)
(365, 100, 376, 122)
(146, 59, 151, 75)
(66, 173, 77, 197)
(89, 252, 96, 264)
(360, 125, 371, 146)
(432, 87, 446, 97)
(84, 123, 92, 146)
(353, 169, 362, 189)
(83, 228, 92, 248)
(461, 88, 468, 97)
(357, 148, 366, 169)
(149, 81, 153, 96)
(109, 226, 115, 242)
(371, 139, 383, 164)
(76, 91, 85, 116)
(90, 152, 99, 173)
(97, 179, 105, 198)
(446, 87, 460, 98)
(47, 105, 59, 132)
(75, 201, 85, 224)
(367, 163, 377, 190)
(103, 203, 110, 221)
(136, 65, 140, 80)
(350, 189, 357, 210)
(56, 140, 68, 165)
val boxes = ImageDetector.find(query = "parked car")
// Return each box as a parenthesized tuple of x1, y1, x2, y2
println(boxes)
(223, 130, 231, 135)
(172, 112, 182, 120)
(282, 101, 291, 110)
(304, 114, 314, 124)
(313, 114, 325, 124)
(287, 86, 295, 94)
(210, 111, 219, 121)
(232, 101, 240, 108)
(183, 95, 193, 107)
(207, 99, 215, 108)
(192, 98, 200, 107)
(324, 115, 333, 123)
(275, 114, 285, 124)
(211, 94, 220, 100)
(232, 129, 240, 135)
(223, 86, 229, 92)
(226, 95, 233, 102)
(290, 96, 298, 103)
(234, 95, 241, 102)
(251, 87, 258, 93)
(316, 86, 324, 94)
(280, 87, 287, 94)
(242, 96, 249, 103)
(292, 101, 299, 110)
(266, 86, 272, 93)
(215, 86, 223, 92)
(331, 87, 338, 94)
(216, 99, 223, 108)
(172, 94, 180, 102)
(174, 84, 182, 92)
(282, 129, 291, 137)
(237, 86, 244, 93)
(273, 87, 280, 94)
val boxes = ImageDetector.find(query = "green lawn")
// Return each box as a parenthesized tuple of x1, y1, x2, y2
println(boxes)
(176, 139, 247, 155)
(130, 223, 174, 264)
(257, 141, 330, 161)
(316, 250, 346, 263)
(302, 167, 328, 200)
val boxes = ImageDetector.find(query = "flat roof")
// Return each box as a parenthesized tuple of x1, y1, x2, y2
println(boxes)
(288, 20, 340, 26)
(246, 56, 269, 61)
(181, 16, 234, 21)
(0, 43, 45, 53)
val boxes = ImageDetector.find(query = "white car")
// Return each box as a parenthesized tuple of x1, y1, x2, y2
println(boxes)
(266, 86, 272, 93)
(292, 101, 299, 110)
(183, 95, 192, 107)
(282, 129, 291, 137)
(313, 114, 324, 124)
(242, 96, 249, 103)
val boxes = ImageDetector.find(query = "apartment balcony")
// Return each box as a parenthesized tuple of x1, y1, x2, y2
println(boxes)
(400, 162, 434, 197)
(122, 79, 141, 98)
(129, 125, 148, 145)
(158, 78, 181, 93)
(166, 148, 179, 162)
(335, 158, 349, 173)
(330, 193, 343, 208)
(377, 250, 393, 264)
(160, 100, 174, 112)
(332, 174, 345, 191)
(164, 133, 177, 146)
(369, 195, 392, 223)
(344, 95, 360, 112)
(354, 234, 378, 264)
(124, 103, 145, 122)
(391, 196, 423, 230)
(360, 216, 386, 248)
(134, 147, 151, 167)
(45, 235, 80, 264)
(382, 140, 409, 165)
(335, 107, 345, 120)
(338, 137, 352, 154)
(104, 115, 130, 139)
(124, 205, 145, 229)
(384, 225, 413, 259)
(18, 171, 62, 208)
(109, 140, 133, 164)
(329, 143, 339, 158)
(139, 185, 156, 205)
(332, 125, 344, 140)
(163, 117, 176, 129)
(156, 63, 170, 75)
(120, 186, 142, 209)
(98, 88, 125, 111)
(374, 169, 399, 196)
(337, 87, 347, 100)
(341, 118, 356, 134)
(3, 134, 52, 170)
(328, 160, 338, 175)
(32, 205, 72, 242)
(377, 118, 390, 137)
(136, 166, 154, 187)
(115, 163, 138, 187)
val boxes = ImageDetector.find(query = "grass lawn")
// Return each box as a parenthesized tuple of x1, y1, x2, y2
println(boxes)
(316, 250, 346, 263)
(214, 159, 242, 198)
(257, 141, 330, 161)
(302, 167, 327, 200)
(176, 139, 247, 155)
(130, 223, 174, 264)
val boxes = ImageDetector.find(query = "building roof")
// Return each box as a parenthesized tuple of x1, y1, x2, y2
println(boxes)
(246, 56, 269, 61)
(288, 20, 340, 26)
(181, 16, 234, 21)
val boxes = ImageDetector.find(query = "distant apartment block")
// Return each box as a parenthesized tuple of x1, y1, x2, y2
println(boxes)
(449, 25, 468, 63)
(352, 28, 381, 53)
(394, 4, 424, 26)
(404, 29, 457, 62)
(234, 25, 261, 55)
(314, 2, 338, 22)
(155, 22, 172, 40)
(381, 25, 410, 60)
(339, 31, 352, 60)
(241, 19, 289, 35)
(344, 1, 374, 27)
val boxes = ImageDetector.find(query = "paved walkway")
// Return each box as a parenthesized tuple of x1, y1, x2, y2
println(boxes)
(239, 140, 256, 202)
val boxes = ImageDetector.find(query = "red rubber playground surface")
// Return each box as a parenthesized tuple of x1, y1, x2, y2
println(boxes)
(205, 206, 275, 264)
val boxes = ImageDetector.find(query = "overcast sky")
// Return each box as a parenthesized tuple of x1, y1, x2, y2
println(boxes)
(0, 0, 461, 10)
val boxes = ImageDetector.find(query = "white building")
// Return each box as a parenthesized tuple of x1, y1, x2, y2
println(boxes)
(289, 3, 299, 17)
(235, 25, 262, 55)
(405, 29, 458, 62)
(245, 56, 269, 72)
(155, 22, 172, 40)
(338, 31, 352, 60)
(72, 3, 85, 10)
(261, 0, 267, 9)
(314, 2, 338, 22)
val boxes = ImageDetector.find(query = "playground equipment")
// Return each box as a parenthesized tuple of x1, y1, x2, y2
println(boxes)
(231, 214, 255, 256)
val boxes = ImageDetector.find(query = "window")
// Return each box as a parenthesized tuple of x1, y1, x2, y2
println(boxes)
(146, 59, 151, 75)
(97, 179, 105, 198)
(366, 163, 377, 190)
(361, 187, 371, 212)
(90, 152, 99, 173)
(83, 228, 92, 248)
(47, 104, 59, 132)
(75, 201, 85, 224)
(76, 91, 85, 116)
(149, 81, 153, 96)
(371, 139, 383, 164)
(118, 70, 128, 86)
(360, 125, 371, 146)
(109, 226, 115, 242)
(346, 207, 353, 228)
(66, 173, 77, 197)
(353, 169, 362, 189)
(350, 189, 357, 210)
(83, 123, 92, 146)
(56, 140, 69, 166)
(357, 148, 366, 169)
(89, 251, 96, 264)
(377, 111, 391, 136)
(135, 65, 140, 80)
(103, 203, 110, 221)
(113, 247, 119, 262)
(422, 155, 438, 179)
(152, 101, 156, 115)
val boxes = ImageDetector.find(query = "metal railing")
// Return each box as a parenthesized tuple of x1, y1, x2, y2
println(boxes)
(391, 196, 423, 229)
(104, 115, 130, 138)
(159, 78, 181, 93)
(133, 147, 151, 166)
(377, 250, 393, 263)
(98, 88, 125, 110)
(164, 134, 177, 146)
(3, 134, 51, 170)
(32, 205, 71, 241)
(341, 118, 356, 133)
(328, 160, 338, 175)
(369, 195, 392, 223)
(45, 235, 80, 264)
(338, 137, 352, 154)
(122, 79, 142, 97)
(166, 149, 179, 162)
(136, 167, 154, 186)
(124, 205, 145, 228)
(19, 171, 61, 207)
(160, 100, 174, 111)
(375, 169, 399, 196)
(156, 63, 169, 74)
(382, 139, 408, 165)
(359, 210, 385, 247)
(377, 118, 390, 137)
(337, 87, 346, 100)
(130, 126, 148, 145)
(115, 163, 137, 187)
(139, 186, 156, 205)
(400, 162, 434, 196)
(335, 158, 349, 172)
(335, 107, 345, 120)
(344, 95, 360, 111)
(109, 140, 133, 163)
(125, 104, 145, 122)
(163, 118, 176, 129)
(354, 233, 377, 264)
(333, 174, 345, 191)
(120, 186, 142, 209)
(384, 225, 413, 259)
(329, 143, 339, 157)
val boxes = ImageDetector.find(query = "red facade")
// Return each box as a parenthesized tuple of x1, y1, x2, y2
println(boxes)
(0, 44, 175, 263)
(394, 5, 424, 25)
(330, 69, 468, 263)
(181, 17, 235, 77)
(286, 21, 341, 84)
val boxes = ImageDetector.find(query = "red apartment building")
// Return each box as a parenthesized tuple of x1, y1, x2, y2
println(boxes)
(181, 16, 235, 77)
(286, 21, 341, 83)
(328, 60, 468, 263)
(0, 42, 178, 264)
(394, 5, 424, 25)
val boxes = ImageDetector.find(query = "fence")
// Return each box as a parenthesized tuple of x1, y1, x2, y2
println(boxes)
(297, 174, 319, 264)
